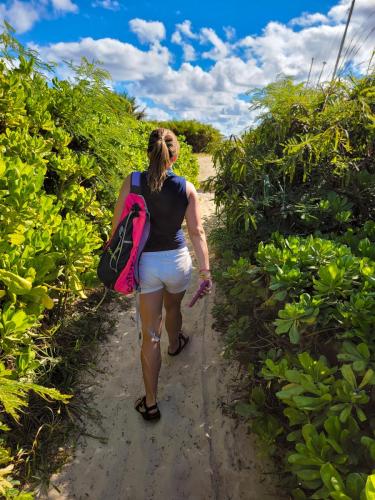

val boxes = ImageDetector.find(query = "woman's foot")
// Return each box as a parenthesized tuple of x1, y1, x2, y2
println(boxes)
(134, 396, 161, 421)
(168, 331, 189, 356)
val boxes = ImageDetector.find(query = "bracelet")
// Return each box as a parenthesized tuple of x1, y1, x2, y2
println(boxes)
(199, 270, 211, 279)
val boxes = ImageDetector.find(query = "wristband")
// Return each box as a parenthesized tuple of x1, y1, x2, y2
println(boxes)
(199, 270, 211, 279)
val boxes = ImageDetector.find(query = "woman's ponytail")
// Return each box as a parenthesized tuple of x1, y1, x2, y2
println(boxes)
(147, 128, 180, 192)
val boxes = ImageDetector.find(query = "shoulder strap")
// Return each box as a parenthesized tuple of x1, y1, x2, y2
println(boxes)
(130, 171, 142, 194)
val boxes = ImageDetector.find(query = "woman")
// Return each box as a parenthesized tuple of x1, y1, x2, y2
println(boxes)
(111, 128, 212, 421)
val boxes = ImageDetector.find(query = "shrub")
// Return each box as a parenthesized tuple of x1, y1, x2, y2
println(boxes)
(155, 119, 222, 152)
(209, 75, 375, 255)
(210, 71, 375, 499)
(0, 28, 198, 496)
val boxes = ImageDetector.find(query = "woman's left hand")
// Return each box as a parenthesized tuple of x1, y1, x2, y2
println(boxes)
(198, 270, 213, 295)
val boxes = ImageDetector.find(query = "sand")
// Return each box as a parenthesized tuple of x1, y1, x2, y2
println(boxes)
(42, 155, 280, 500)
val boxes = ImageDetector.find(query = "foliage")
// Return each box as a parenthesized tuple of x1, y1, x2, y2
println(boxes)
(0, 27, 198, 496)
(156, 119, 222, 153)
(208, 75, 375, 256)
(211, 73, 375, 499)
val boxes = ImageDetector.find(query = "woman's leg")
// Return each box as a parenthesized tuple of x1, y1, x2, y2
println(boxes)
(163, 289, 186, 353)
(139, 288, 164, 408)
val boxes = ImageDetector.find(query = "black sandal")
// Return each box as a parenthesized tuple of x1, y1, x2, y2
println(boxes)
(168, 332, 189, 356)
(134, 396, 161, 421)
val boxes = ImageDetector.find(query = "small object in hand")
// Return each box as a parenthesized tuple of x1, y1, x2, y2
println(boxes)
(188, 279, 211, 307)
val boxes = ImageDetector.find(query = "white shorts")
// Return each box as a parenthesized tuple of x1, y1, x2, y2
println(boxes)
(138, 246, 193, 295)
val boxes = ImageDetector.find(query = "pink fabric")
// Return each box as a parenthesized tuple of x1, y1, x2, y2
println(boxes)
(114, 193, 147, 295)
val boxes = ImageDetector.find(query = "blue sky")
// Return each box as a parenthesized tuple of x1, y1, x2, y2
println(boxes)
(1, 0, 374, 133)
(18, 1, 339, 48)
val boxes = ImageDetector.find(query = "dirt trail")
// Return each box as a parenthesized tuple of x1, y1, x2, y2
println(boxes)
(43, 155, 279, 500)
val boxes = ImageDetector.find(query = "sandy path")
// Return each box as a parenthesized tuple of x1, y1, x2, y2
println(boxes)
(43, 155, 279, 500)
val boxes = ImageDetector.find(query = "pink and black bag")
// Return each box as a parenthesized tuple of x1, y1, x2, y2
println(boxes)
(97, 171, 150, 295)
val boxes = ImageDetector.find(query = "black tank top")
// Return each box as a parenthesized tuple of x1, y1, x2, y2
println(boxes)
(140, 169, 189, 252)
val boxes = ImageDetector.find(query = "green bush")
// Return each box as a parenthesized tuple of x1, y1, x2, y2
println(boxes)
(208, 75, 375, 255)
(0, 28, 198, 497)
(210, 71, 375, 499)
(215, 234, 375, 498)
(156, 119, 222, 153)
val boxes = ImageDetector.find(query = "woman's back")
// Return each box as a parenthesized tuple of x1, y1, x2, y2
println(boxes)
(140, 170, 188, 252)
(110, 126, 211, 421)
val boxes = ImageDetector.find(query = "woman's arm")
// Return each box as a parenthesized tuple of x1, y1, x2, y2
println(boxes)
(110, 174, 131, 238)
(185, 181, 210, 273)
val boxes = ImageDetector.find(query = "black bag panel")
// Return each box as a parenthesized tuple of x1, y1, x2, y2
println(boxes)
(97, 206, 140, 288)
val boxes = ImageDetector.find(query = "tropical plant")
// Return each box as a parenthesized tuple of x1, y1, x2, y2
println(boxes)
(156, 119, 222, 152)
(210, 70, 375, 498)
(0, 26, 199, 496)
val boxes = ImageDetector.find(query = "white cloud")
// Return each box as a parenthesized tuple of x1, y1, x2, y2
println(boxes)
(27, 0, 375, 134)
(237, 21, 335, 80)
(33, 37, 171, 81)
(327, 0, 375, 70)
(171, 30, 182, 44)
(171, 26, 196, 61)
(91, 0, 120, 9)
(237, 2, 374, 84)
(50, 0, 78, 12)
(290, 12, 329, 27)
(176, 20, 197, 39)
(144, 106, 172, 121)
(129, 18, 166, 45)
(200, 27, 230, 61)
(328, 0, 374, 23)
(224, 26, 236, 40)
(4, 1, 40, 33)
(0, 0, 78, 33)
(181, 43, 196, 62)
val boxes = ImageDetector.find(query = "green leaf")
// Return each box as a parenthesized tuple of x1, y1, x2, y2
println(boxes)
(291, 488, 307, 500)
(295, 469, 321, 481)
(9, 232, 25, 245)
(310, 486, 331, 499)
(288, 453, 323, 466)
(353, 360, 367, 372)
(235, 402, 256, 418)
(0, 158, 5, 178)
(289, 323, 300, 344)
(330, 492, 352, 500)
(357, 343, 370, 359)
(365, 474, 375, 499)
(359, 369, 375, 389)
(294, 394, 332, 410)
(341, 365, 357, 388)
(346, 473, 366, 498)
(327, 263, 339, 280)
(275, 318, 293, 334)
(355, 406, 367, 422)
(287, 430, 301, 442)
(274, 290, 287, 301)
(251, 386, 266, 406)
(276, 384, 304, 400)
(361, 437, 375, 460)
(339, 406, 351, 423)
(284, 407, 306, 426)
(324, 415, 340, 434)
(320, 463, 345, 492)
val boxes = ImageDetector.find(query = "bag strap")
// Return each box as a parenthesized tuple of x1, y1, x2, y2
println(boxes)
(130, 171, 142, 194)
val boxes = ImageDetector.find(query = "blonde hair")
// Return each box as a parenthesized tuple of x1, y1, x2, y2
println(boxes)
(147, 128, 180, 192)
